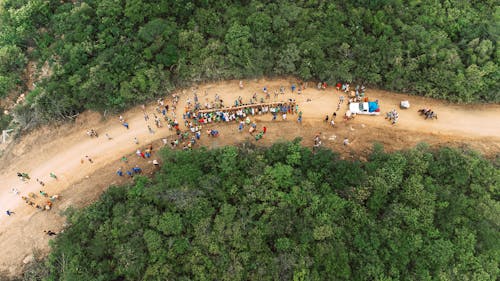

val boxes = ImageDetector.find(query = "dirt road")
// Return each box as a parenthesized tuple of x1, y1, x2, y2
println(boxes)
(0, 78, 499, 277)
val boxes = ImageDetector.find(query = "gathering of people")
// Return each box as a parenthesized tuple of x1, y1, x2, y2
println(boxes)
(7, 171, 61, 216)
(149, 84, 303, 151)
(5, 79, 442, 222)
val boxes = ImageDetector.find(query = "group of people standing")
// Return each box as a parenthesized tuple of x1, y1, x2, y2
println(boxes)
(386, 109, 400, 124)
(7, 171, 60, 217)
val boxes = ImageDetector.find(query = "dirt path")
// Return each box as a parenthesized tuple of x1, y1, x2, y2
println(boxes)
(0, 78, 499, 277)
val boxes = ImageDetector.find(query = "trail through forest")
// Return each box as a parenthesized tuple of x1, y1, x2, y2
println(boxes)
(0, 78, 499, 277)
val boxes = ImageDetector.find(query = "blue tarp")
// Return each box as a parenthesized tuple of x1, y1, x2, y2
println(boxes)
(368, 101, 379, 112)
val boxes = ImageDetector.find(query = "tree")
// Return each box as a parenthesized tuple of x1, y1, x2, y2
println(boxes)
(42, 143, 499, 280)
(225, 23, 255, 77)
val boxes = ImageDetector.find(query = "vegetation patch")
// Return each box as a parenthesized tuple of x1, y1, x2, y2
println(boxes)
(39, 142, 499, 280)
(0, 1, 498, 124)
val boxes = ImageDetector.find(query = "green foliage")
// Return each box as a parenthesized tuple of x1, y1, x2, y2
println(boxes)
(0, 0, 498, 123)
(0, 44, 25, 98)
(225, 22, 255, 77)
(44, 143, 500, 280)
(0, 45, 26, 73)
(154, 212, 183, 236)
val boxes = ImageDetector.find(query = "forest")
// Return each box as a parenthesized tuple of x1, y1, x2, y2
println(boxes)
(0, 0, 498, 127)
(20, 141, 499, 280)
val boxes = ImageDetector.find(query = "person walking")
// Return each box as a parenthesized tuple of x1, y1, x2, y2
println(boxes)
(148, 125, 155, 134)
(105, 133, 112, 140)
(123, 122, 129, 129)
(325, 115, 329, 122)
(134, 137, 139, 145)
(343, 138, 349, 146)
(50, 172, 57, 180)
(116, 168, 123, 176)
(85, 155, 93, 163)
(6, 210, 14, 216)
(263, 126, 267, 134)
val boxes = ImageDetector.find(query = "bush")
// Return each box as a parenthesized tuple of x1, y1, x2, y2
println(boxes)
(44, 143, 500, 280)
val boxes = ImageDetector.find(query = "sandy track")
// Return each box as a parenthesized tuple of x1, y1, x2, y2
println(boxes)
(0, 78, 499, 277)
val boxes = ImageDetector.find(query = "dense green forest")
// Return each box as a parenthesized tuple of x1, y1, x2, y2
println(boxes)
(25, 142, 497, 280)
(0, 0, 498, 125)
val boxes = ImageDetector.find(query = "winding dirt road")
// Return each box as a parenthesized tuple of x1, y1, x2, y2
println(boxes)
(0, 78, 499, 277)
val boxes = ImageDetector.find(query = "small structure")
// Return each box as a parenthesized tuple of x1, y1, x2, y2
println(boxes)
(1, 129, 13, 143)
(400, 100, 410, 109)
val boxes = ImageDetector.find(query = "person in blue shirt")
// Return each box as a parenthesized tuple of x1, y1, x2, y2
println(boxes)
(133, 166, 142, 174)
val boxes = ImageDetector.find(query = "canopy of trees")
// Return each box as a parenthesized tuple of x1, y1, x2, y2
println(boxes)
(39, 141, 499, 280)
(0, 0, 498, 123)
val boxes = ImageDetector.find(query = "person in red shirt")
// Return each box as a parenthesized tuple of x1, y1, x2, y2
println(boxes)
(336, 83, 341, 91)
(263, 126, 267, 134)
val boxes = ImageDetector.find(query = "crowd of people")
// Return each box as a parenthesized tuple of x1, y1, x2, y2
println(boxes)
(116, 143, 159, 177)
(7, 172, 61, 217)
(148, 86, 302, 150)
(81, 80, 355, 160)
(20, 192, 59, 211)
(7, 80, 422, 219)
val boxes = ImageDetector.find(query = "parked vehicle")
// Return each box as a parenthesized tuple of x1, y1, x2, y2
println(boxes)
(348, 101, 380, 115)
